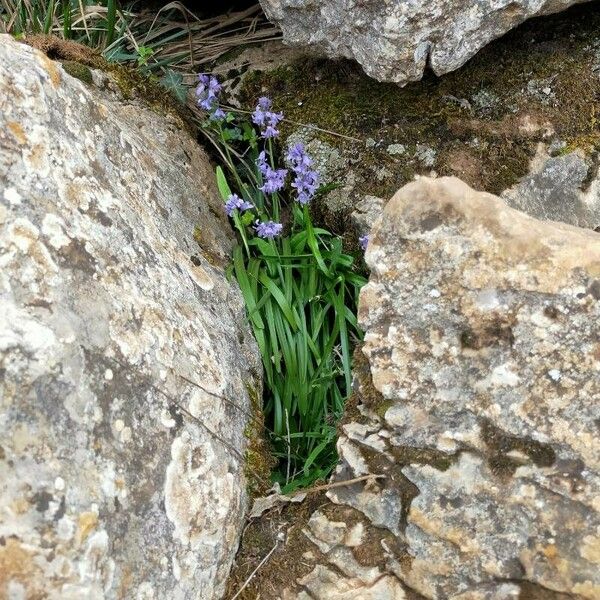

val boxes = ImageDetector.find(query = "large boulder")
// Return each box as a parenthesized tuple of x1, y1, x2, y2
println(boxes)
(353, 176, 600, 598)
(0, 36, 260, 599)
(259, 0, 589, 84)
(242, 176, 599, 599)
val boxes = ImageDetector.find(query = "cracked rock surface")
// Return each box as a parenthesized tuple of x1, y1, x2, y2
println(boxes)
(0, 36, 259, 599)
(259, 0, 588, 84)
(258, 176, 600, 599)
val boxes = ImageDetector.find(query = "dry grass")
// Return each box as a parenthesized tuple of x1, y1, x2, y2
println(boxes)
(0, 1, 281, 74)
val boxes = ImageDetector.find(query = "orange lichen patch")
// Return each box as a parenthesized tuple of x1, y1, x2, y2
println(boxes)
(24, 143, 47, 171)
(542, 543, 559, 560)
(0, 538, 43, 594)
(77, 511, 99, 545)
(7, 122, 27, 144)
(39, 52, 61, 88)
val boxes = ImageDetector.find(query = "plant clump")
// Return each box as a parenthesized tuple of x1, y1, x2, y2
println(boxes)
(197, 74, 367, 492)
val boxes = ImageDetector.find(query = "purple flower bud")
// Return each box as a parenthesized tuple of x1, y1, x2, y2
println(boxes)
(256, 152, 287, 194)
(254, 220, 283, 239)
(257, 96, 272, 110)
(196, 74, 222, 114)
(257, 151, 269, 176)
(287, 142, 320, 204)
(252, 97, 284, 139)
(359, 235, 369, 251)
(224, 194, 254, 217)
(210, 107, 226, 121)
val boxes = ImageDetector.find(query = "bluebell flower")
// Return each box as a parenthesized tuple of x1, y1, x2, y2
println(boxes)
(286, 142, 319, 205)
(224, 194, 254, 217)
(196, 74, 225, 120)
(254, 220, 283, 239)
(359, 234, 369, 250)
(210, 107, 226, 121)
(252, 96, 283, 139)
(257, 151, 287, 194)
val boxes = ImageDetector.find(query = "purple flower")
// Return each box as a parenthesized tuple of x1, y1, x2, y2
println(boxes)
(252, 96, 283, 139)
(359, 234, 369, 251)
(210, 107, 226, 121)
(196, 74, 224, 119)
(224, 194, 254, 217)
(257, 151, 287, 194)
(287, 142, 320, 205)
(254, 220, 283, 239)
(257, 151, 269, 176)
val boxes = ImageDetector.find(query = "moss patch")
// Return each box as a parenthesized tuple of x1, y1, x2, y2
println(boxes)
(243, 381, 277, 497)
(240, 4, 600, 202)
(481, 418, 557, 478)
(60, 60, 93, 85)
(21, 34, 196, 134)
(340, 346, 386, 427)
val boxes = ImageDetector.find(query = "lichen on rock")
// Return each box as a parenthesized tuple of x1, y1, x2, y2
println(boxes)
(0, 34, 259, 599)
(259, 0, 589, 85)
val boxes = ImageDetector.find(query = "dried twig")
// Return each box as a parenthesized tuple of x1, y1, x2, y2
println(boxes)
(230, 536, 281, 600)
(296, 473, 386, 495)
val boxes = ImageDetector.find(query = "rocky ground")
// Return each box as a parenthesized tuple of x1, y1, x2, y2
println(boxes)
(1, 2, 599, 599)
(224, 4, 600, 599)
(220, 3, 600, 242)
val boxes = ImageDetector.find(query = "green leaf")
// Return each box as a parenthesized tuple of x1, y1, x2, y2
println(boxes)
(233, 246, 264, 330)
(236, 212, 251, 227)
(160, 69, 188, 104)
(215, 166, 232, 201)
(258, 272, 299, 332)
(222, 127, 243, 141)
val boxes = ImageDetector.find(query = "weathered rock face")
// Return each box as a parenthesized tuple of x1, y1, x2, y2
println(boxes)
(259, 0, 588, 84)
(502, 147, 600, 230)
(238, 176, 599, 599)
(353, 176, 600, 598)
(0, 35, 260, 599)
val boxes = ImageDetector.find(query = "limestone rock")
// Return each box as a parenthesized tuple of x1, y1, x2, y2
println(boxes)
(259, 0, 587, 84)
(502, 147, 600, 229)
(273, 177, 599, 599)
(0, 36, 260, 599)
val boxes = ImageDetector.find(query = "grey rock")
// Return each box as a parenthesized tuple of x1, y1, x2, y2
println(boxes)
(351, 195, 386, 239)
(548, 139, 567, 156)
(355, 176, 600, 598)
(0, 36, 259, 599)
(276, 177, 600, 599)
(259, 0, 587, 84)
(386, 143, 406, 156)
(502, 148, 600, 229)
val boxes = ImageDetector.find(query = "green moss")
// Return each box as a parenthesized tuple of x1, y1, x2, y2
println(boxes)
(374, 399, 394, 418)
(60, 60, 93, 85)
(240, 6, 600, 200)
(243, 381, 276, 497)
(21, 35, 196, 134)
(108, 64, 196, 133)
